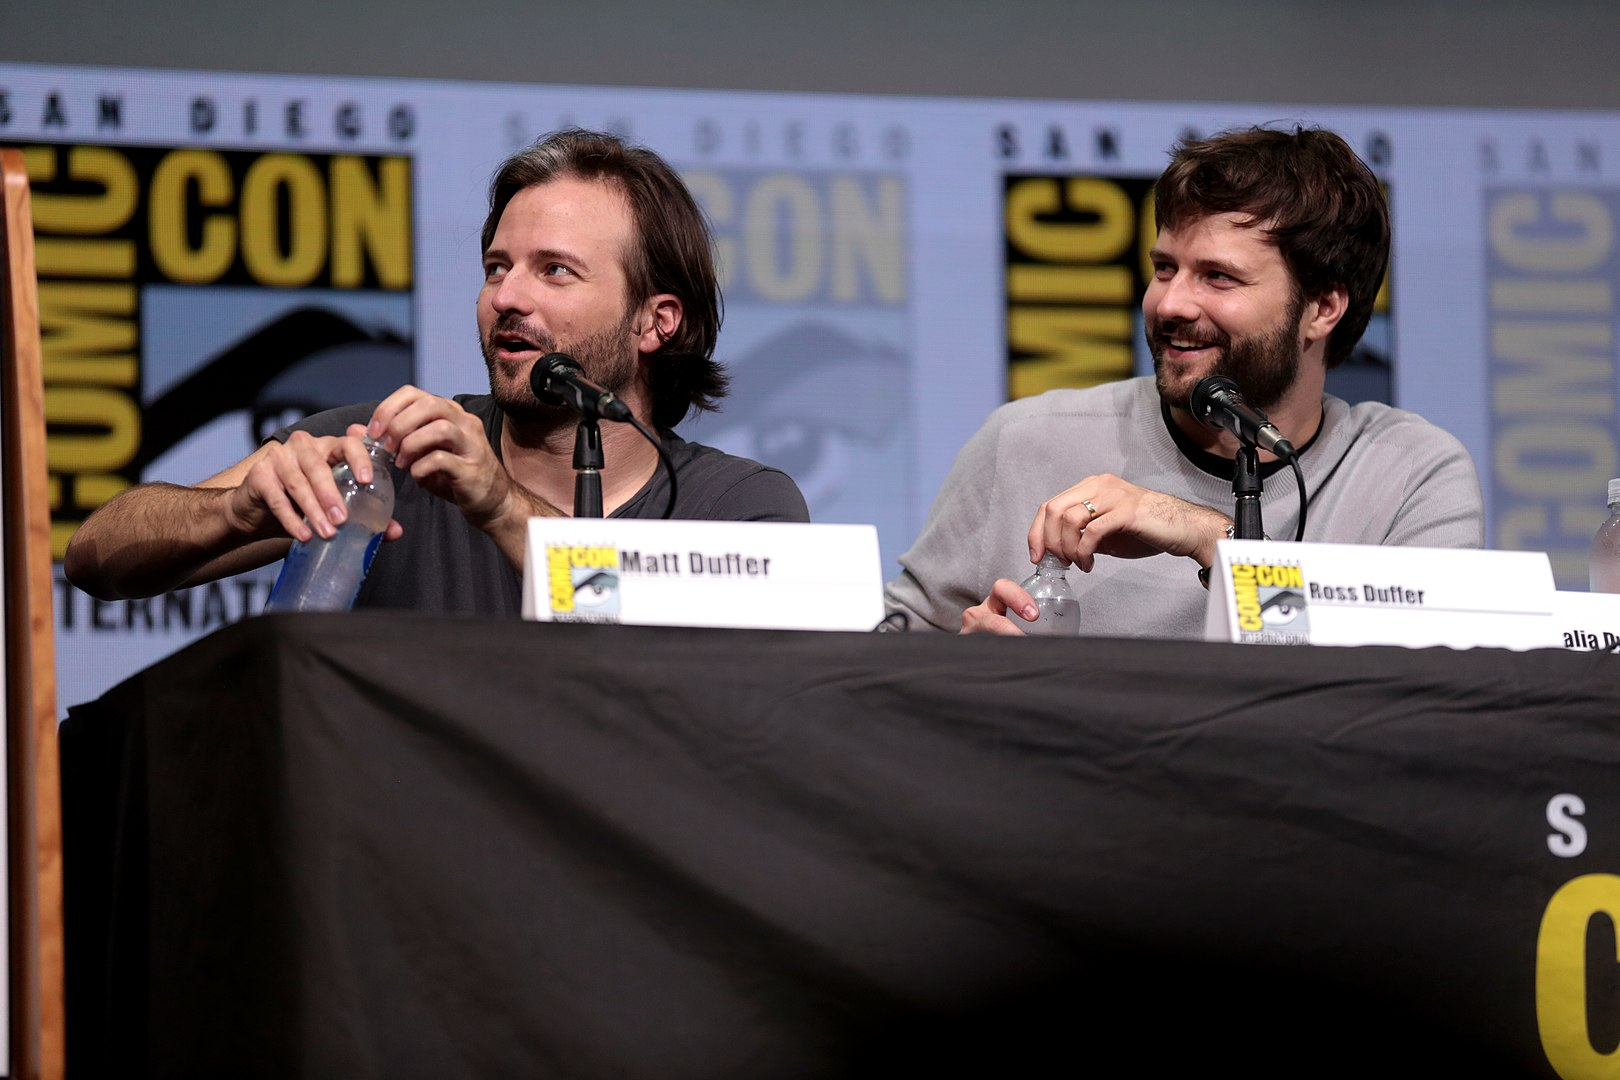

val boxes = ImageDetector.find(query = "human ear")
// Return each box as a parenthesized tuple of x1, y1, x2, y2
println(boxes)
(636, 294, 682, 354)
(1303, 284, 1349, 345)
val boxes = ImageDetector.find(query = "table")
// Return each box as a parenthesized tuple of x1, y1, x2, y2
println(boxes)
(61, 613, 1620, 1077)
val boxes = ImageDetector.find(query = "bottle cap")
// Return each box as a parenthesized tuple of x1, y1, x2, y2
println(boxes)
(1610, 478, 1620, 506)
(362, 435, 397, 464)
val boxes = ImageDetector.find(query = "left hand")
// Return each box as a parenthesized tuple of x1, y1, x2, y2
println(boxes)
(1029, 473, 1230, 573)
(367, 385, 517, 526)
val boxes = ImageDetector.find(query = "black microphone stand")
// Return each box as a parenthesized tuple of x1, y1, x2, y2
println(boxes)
(1231, 445, 1265, 540)
(532, 352, 677, 519)
(572, 416, 604, 518)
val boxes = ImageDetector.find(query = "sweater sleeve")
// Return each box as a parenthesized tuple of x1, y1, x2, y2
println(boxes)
(883, 410, 1007, 632)
(1380, 422, 1485, 549)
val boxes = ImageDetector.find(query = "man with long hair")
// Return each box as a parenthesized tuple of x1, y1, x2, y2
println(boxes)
(66, 130, 808, 614)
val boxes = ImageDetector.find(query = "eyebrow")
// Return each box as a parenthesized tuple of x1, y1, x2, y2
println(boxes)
(482, 244, 595, 274)
(1149, 246, 1254, 279)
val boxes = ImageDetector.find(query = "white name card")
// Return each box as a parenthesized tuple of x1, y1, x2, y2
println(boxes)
(1203, 540, 1560, 650)
(522, 519, 884, 632)
(1551, 590, 1620, 653)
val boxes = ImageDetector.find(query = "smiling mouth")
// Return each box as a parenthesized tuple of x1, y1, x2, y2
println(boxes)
(1157, 334, 1220, 358)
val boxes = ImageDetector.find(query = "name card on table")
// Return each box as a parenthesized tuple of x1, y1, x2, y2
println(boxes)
(522, 519, 884, 631)
(1551, 590, 1620, 653)
(1203, 540, 1560, 650)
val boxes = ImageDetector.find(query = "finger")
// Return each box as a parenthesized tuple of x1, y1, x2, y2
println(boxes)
(396, 415, 473, 467)
(284, 435, 350, 534)
(249, 468, 314, 543)
(366, 384, 425, 451)
(342, 425, 376, 484)
(1030, 495, 1078, 562)
(960, 604, 1028, 636)
(988, 578, 1039, 623)
(1058, 500, 1106, 570)
(1027, 503, 1049, 563)
(406, 446, 472, 491)
(410, 444, 507, 523)
(386, 399, 465, 470)
(330, 427, 380, 485)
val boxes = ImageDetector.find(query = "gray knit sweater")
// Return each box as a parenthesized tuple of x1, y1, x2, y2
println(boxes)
(884, 377, 1484, 639)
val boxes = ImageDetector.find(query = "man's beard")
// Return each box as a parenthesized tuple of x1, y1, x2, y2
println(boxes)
(481, 311, 639, 426)
(1149, 289, 1306, 413)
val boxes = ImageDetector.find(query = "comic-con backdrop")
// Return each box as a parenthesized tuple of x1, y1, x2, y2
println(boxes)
(2, 64, 1616, 709)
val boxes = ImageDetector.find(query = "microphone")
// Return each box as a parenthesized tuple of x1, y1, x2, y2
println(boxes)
(530, 352, 632, 422)
(1189, 376, 1297, 461)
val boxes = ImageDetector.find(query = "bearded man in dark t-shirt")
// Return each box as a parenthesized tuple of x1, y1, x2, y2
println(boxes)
(65, 129, 809, 614)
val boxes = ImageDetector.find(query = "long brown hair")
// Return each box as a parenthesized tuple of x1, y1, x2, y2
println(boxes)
(483, 129, 727, 429)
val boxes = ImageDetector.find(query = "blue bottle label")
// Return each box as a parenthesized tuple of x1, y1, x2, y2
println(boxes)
(361, 531, 384, 576)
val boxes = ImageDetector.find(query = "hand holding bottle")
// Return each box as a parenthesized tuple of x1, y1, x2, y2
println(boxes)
(265, 438, 397, 612)
(1016, 552, 1081, 635)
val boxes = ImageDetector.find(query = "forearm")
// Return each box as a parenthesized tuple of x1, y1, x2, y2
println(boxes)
(63, 482, 286, 600)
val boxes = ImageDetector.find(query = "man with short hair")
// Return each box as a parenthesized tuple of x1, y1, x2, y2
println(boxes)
(885, 126, 1482, 638)
(65, 129, 809, 614)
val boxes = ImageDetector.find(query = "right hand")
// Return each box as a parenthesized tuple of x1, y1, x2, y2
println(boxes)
(1029, 473, 1228, 573)
(960, 578, 1041, 636)
(226, 424, 402, 545)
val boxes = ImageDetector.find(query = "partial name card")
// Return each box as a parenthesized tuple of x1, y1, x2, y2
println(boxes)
(522, 519, 884, 632)
(1551, 590, 1620, 653)
(1203, 540, 1560, 650)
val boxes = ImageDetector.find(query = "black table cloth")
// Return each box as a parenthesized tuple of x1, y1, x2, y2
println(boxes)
(61, 614, 1620, 1077)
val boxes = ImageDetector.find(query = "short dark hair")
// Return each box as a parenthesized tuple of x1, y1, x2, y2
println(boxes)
(1153, 126, 1390, 369)
(482, 129, 727, 429)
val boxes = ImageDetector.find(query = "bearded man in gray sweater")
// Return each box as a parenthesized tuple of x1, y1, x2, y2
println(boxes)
(885, 126, 1483, 639)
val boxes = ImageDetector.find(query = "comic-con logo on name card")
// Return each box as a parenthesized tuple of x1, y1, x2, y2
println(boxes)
(546, 544, 622, 622)
(1227, 561, 1311, 644)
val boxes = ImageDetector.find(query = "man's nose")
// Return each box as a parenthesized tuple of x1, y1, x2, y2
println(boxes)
(1149, 272, 1200, 325)
(489, 269, 536, 316)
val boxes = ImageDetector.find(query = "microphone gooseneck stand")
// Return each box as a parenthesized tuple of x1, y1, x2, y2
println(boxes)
(1231, 445, 1265, 540)
(530, 351, 680, 520)
(1189, 374, 1309, 545)
(572, 415, 604, 518)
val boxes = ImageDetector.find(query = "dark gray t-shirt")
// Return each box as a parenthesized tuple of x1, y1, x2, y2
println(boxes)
(275, 394, 809, 616)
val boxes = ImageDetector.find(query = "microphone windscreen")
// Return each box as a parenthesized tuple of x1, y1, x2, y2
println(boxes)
(531, 352, 579, 406)
(1190, 375, 1241, 429)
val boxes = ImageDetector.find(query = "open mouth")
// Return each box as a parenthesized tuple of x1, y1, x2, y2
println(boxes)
(490, 332, 545, 363)
(1152, 324, 1226, 360)
(1159, 335, 1218, 359)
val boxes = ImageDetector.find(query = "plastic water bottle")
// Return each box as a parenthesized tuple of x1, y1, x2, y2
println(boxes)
(1018, 552, 1081, 635)
(265, 439, 395, 612)
(1591, 478, 1620, 594)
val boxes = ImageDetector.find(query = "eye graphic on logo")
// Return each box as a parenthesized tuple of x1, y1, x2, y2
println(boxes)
(1259, 589, 1307, 627)
(694, 323, 907, 507)
(573, 570, 619, 609)
(134, 307, 413, 475)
